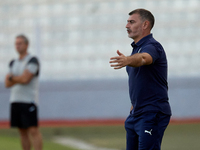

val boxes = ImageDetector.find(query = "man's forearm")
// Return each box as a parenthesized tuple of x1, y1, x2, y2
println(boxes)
(127, 53, 153, 67)
(110, 51, 152, 69)
(127, 53, 144, 67)
(12, 76, 29, 84)
(10, 70, 34, 84)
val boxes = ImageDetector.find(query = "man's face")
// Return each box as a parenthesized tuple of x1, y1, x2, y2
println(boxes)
(15, 38, 28, 54)
(126, 14, 144, 39)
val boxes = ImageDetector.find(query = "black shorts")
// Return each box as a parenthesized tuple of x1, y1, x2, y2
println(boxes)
(10, 102, 38, 128)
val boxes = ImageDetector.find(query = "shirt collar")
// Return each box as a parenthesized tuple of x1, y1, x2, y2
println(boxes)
(131, 34, 153, 48)
(19, 53, 29, 61)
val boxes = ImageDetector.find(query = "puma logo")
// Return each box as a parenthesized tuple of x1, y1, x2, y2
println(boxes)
(144, 129, 152, 135)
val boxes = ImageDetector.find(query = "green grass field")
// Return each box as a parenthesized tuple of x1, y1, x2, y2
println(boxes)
(0, 123, 200, 150)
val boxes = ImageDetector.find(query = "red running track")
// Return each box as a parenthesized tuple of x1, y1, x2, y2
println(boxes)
(0, 118, 200, 129)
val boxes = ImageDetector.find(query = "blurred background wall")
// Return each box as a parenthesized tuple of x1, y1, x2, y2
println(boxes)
(0, 0, 200, 121)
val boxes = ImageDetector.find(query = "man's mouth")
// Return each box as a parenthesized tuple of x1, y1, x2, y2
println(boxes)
(127, 29, 131, 34)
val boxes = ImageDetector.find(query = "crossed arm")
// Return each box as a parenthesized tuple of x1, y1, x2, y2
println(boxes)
(5, 70, 34, 88)
(109, 50, 153, 69)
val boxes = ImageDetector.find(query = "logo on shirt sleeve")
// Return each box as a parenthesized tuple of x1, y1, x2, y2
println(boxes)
(29, 106, 35, 112)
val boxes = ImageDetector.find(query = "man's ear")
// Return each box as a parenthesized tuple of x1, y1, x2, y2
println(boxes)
(143, 20, 150, 30)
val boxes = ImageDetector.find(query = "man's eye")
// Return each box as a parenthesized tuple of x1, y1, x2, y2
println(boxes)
(128, 20, 134, 24)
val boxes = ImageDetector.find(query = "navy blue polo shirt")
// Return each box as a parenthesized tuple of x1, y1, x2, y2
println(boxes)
(126, 34, 171, 116)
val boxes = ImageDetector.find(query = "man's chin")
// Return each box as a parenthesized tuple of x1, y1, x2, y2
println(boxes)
(17, 50, 25, 54)
(128, 34, 134, 39)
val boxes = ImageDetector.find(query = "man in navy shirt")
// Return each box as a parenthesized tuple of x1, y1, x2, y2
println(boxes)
(110, 9, 171, 150)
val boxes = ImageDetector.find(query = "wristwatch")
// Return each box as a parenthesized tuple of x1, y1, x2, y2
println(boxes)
(9, 75, 13, 81)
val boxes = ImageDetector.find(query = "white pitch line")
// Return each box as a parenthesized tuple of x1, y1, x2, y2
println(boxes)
(53, 136, 118, 150)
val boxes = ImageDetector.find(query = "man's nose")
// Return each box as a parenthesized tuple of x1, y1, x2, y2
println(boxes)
(126, 23, 129, 28)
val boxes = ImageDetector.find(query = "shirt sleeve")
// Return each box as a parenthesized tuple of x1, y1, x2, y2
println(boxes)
(26, 57, 39, 75)
(9, 60, 15, 68)
(8, 59, 15, 74)
(140, 44, 161, 64)
(27, 63, 39, 74)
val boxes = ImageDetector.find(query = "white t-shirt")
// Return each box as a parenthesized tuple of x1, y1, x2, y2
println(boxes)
(9, 54, 40, 104)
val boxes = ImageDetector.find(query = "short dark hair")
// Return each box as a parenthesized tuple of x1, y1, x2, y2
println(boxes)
(16, 34, 29, 45)
(129, 9, 155, 29)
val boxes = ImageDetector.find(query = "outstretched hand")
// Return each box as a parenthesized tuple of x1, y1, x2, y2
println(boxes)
(109, 50, 129, 69)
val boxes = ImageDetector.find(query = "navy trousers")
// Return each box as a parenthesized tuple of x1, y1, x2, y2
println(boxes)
(125, 112, 170, 150)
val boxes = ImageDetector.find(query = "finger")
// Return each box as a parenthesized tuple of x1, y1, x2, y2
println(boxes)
(109, 60, 120, 64)
(117, 50, 124, 56)
(110, 63, 123, 67)
(110, 64, 120, 67)
(114, 66, 123, 69)
(110, 56, 121, 60)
